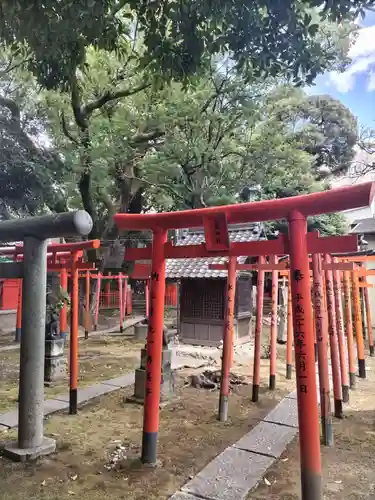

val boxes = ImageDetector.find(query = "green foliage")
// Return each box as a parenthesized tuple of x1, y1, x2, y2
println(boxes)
(0, 4, 360, 237)
(264, 85, 358, 175)
(0, 49, 68, 218)
(0, 0, 367, 90)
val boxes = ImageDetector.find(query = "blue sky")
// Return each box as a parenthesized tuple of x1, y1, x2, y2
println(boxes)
(308, 10, 375, 128)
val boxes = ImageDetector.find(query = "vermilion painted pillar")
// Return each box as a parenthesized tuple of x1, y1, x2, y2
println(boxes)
(94, 273, 102, 331)
(145, 279, 150, 318)
(15, 281, 22, 342)
(352, 270, 366, 378)
(123, 278, 128, 318)
(288, 211, 322, 500)
(141, 229, 167, 465)
(219, 256, 237, 421)
(332, 258, 349, 403)
(312, 253, 332, 446)
(269, 255, 278, 390)
(364, 285, 374, 356)
(324, 254, 343, 418)
(69, 251, 79, 415)
(84, 271, 90, 339)
(60, 268, 68, 338)
(119, 273, 124, 333)
(343, 270, 356, 388)
(286, 277, 293, 379)
(252, 255, 265, 402)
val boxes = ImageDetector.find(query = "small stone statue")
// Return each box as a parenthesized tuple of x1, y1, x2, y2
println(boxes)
(140, 318, 173, 347)
(45, 285, 71, 339)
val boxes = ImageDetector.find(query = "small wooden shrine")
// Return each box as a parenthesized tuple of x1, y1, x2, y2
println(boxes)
(166, 223, 267, 347)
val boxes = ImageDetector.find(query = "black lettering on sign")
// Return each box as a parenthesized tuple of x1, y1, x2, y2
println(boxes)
(299, 357, 307, 372)
(147, 355, 152, 364)
(300, 384, 308, 394)
(296, 319, 304, 331)
(228, 284, 233, 291)
(296, 339, 306, 350)
(295, 293, 303, 302)
(145, 388, 152, 396)
(215, 221, 221, 244)
(295, 304, 304, 315)
(293, 270, 304, 282)
(151, 272, 159, 281)
(147, 372, 151, 382)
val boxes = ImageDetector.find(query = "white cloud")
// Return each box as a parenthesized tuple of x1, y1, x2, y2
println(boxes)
(367, 71, 375, 91)
(349, 26, 375, 58)
(328, 25, 375, 93)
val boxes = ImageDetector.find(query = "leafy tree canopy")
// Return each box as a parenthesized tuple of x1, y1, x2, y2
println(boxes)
(0, 0, 369, 90)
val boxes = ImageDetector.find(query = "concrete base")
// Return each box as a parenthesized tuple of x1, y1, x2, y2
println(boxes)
(134, 324, 148, 341)
(3, 437, 56, 462)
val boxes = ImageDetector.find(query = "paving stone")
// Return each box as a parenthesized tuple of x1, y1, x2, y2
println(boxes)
(77, 383, 120, 403)
(182, 447, 274, 500)
(44, 398, 69, 415)
(0, 410, 18, 429)
(54, 383, 119, 405)
(169, 493, 202, 500)
(287, 388, 320, 402)
(233, 421, 297, 458)
(263, 397, 298, 428)
(102, 373, 135, 388)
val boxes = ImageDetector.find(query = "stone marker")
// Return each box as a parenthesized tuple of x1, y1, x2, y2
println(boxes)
(233, 421, 296, 458)
(182, 447, 274, 500)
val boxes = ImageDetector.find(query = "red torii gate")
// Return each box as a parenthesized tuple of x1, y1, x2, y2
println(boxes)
(1, 240, 100, 414)
(114, 182, 374, 500)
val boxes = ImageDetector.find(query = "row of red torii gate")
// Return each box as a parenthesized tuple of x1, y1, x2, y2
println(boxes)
(1, 182, 374, 500)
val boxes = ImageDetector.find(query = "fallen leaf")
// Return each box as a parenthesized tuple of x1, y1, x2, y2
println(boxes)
(41, 480, 46, 487)
(70, 474, 78, 481)
(334, 480, 342, 484)
(264, 478, 271, 486)
(68, 491, 76, 495)
(281, 458, 289, 462)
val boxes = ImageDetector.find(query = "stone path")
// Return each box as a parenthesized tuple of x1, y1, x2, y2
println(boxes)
(0, 347, 210, 432)
(0, 372, 136, 431)
(169, 381, 320, 500)
(0, 315, 145, 352)
(169, 392, 299, 500)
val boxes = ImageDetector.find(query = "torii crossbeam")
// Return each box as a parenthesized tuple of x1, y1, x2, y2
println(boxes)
(114, 182, 374, 500)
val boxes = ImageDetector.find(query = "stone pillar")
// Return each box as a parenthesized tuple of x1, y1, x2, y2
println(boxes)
(129, 345, 174, 404)
(44, 337, 66, 385)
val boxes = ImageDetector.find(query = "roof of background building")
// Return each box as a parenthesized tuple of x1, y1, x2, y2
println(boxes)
(166, 222, 266, 279)
(351, 217, 375, 234)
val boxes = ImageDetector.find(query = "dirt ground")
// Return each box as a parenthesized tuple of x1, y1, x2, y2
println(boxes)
(0, 350, 294, 500)
(0, 334, 143, 412)
(248, 355, 375, 500)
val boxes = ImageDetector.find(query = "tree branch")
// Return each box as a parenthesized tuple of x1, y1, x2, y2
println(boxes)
(0, 56, 31, 79)
(123, 174, 185, 201)
(129, 129, 165, 145)
(61, 111, 80, 144)
(82, 82, 151, 116)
